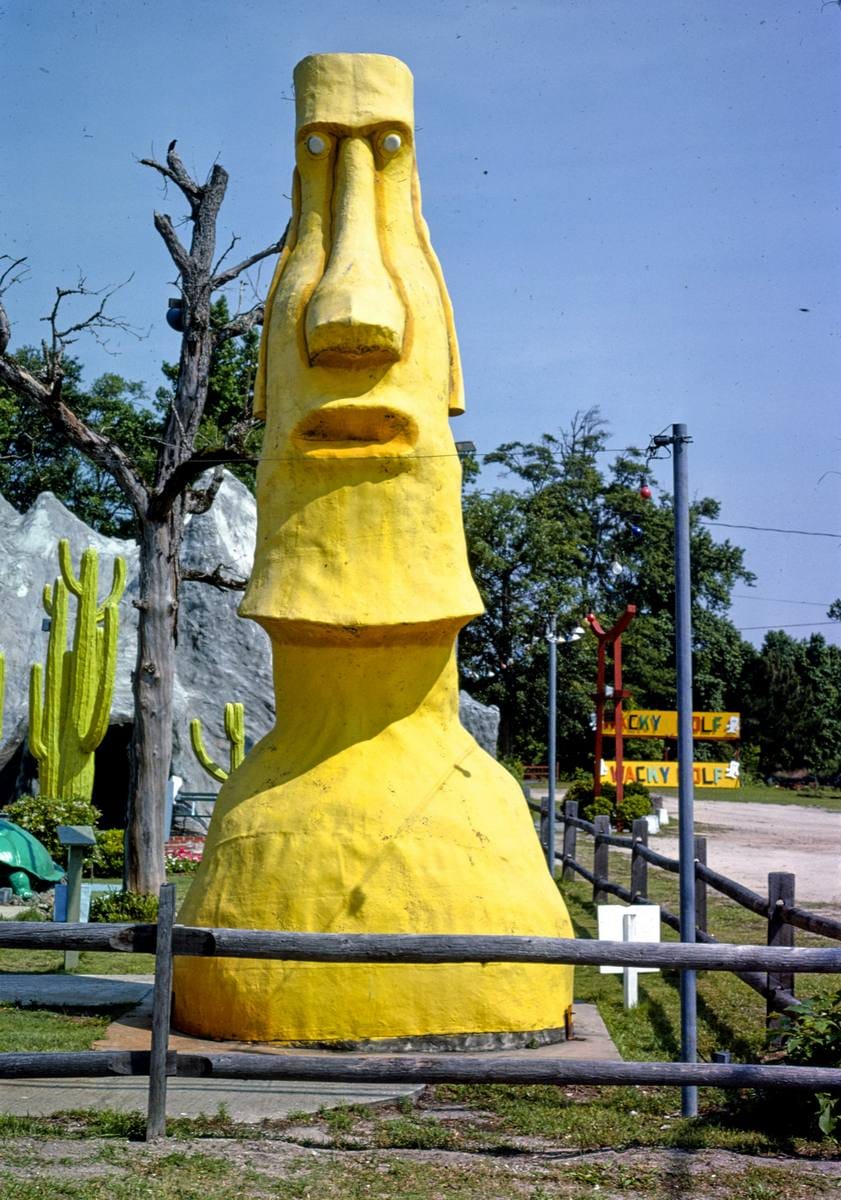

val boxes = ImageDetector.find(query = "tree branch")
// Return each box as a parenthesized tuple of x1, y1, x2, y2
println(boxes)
(152, 212, 191, 276)
(181, 563, 248, 591)
(139, 143, 203, 213)
(214, 302, 265, 344)
(149, 447, 257, 520)
(185, 466, 225, 514)
(0, 351, 149, 518)
(211, 233, 286, 290)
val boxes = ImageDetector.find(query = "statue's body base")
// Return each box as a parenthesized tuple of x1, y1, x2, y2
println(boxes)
(210, 1026, 568, 1053)
(173, 644, 575, 1045)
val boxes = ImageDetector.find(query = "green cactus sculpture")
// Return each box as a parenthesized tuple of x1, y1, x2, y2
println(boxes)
(29, 539, 126, 800)
(190, 702, 246, 784)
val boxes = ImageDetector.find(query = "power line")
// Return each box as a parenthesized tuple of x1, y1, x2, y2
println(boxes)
(732, 593, 834, 608)
(702, 520, 841, 540)
(736, 621, 839, 632)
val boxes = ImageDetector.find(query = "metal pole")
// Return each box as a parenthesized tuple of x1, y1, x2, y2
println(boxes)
(673, 422, 698, 1118)
(546, 621, 557, 874)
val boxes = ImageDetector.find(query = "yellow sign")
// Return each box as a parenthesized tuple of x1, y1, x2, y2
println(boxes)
(603, 711, 740, 740)
(601, 760, 740, 789)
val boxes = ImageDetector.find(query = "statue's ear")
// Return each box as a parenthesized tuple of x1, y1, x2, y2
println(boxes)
(253, 170, 301, 420)
(412, 169, 465, 417)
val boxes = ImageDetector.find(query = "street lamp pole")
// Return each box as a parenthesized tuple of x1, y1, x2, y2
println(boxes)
(546, 617, 558, 873)
(545, 620, 585, 874)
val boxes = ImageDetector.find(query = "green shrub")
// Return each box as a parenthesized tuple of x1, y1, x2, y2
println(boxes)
(777, 990, 841, 1136)
(89, 891, 158, 923)
(563, 778, 602, 807)
(614, 790, 653, 831)
(583, 792, 616, 823)
(622, 780, 652, 799)
(562, 780, 618, 824)
(1, 795, 101, 863)
(499, 755, 525, 784)
(92, 828, 124, 877)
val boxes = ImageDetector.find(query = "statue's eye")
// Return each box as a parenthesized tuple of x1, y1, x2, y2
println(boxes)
(305, 134, 329, 156)
(381, 132, 402, 155)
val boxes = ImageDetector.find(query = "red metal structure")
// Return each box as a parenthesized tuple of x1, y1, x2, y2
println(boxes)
(586, 605, 637, 805)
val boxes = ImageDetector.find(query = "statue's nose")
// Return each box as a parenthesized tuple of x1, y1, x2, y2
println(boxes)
(305, 137, 406, 368)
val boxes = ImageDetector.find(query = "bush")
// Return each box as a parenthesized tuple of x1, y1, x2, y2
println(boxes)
(499, 755, 525, 784)
(89, 891, 159, 923)
(614, 790, 653, 831)
(562, 779, 618, 824)
(777, 990, 841, 1136)
(1, 795, 101, 863)
(563, 778, 603, 807)
(92, 828, 125, 877)
(623, 780, 652, 799)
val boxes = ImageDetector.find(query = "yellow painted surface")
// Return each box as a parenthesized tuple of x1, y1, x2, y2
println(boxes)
(601, 760, 741, 789)
(604, 710, 741, 740)
(173, 53, 573, 1044)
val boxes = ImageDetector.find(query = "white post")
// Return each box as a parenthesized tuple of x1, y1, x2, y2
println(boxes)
(622, 911, 639, 1009)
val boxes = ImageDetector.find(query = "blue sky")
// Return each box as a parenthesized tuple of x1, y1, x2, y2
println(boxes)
(3, 0, 840, 647)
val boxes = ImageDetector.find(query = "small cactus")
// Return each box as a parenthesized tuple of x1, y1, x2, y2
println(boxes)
(190, 702, 246, 784)
(29, 539, 126, 800)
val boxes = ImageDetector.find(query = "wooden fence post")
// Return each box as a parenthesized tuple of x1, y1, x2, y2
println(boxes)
(694, 836, 708, 935)
(146, 882, 177, 1142)
(631, 818, 648, 902)
(540, 795, 550, 863)
(562, 800, 578, 882)
(766, 872, 795, 1030)
(593, 815, 610, 904)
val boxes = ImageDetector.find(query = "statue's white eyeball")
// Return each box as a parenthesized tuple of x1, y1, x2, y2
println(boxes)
(306, 134, 328, 156)
(381, 132, 402, 154)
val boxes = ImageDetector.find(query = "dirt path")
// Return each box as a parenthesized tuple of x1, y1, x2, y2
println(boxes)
(655, 798, 841, 908)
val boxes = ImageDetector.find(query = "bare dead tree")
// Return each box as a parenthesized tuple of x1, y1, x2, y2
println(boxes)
(0, 144, 284, 892)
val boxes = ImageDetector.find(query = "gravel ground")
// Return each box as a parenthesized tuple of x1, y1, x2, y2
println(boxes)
(655, 798, 841, 909)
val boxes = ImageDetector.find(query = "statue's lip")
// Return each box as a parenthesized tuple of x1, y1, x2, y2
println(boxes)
(291, 405, 418, 457)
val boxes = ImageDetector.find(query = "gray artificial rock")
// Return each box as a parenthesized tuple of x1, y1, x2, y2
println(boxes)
(0, 471, 497, 808)
(458, 689, 500, 758)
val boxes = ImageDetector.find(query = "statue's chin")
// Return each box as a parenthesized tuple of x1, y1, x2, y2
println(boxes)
(247, 615, 476, 648)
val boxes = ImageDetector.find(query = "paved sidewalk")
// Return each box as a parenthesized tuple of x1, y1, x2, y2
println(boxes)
(0, 974, 619, 1120)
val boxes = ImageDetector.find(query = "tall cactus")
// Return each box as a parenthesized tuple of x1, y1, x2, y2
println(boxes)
(190, 702, 246, 784)
(29, 539, 126, 800)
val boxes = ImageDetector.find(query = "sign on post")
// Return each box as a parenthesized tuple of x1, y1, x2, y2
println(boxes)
(604, 711, 740, 740)
(601, 760, 741, 789)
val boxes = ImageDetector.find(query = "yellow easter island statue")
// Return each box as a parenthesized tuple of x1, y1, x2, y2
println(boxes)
(173, 53, 574, 1044)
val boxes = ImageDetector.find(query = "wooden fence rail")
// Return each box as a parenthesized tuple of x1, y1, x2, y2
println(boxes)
(547, 796, 841, 1015)
(1, 879, 840, 1141)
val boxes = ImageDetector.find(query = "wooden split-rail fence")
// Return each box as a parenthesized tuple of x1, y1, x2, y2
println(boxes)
(531, 796, 841, 1017)
(1, 880, 840, 1141)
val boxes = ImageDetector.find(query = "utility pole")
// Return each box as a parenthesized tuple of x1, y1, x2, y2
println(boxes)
(545, 617, 559, 873)
(653, 422, 697, 1118)
(545, 620, 585, 873)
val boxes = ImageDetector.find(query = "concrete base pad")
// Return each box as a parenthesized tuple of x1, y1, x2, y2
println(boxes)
(0, 974, 619, 1120)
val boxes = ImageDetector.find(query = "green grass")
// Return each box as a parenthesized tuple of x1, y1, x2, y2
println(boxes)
(654, 783, 841, 811)
(0, 1135, 835, 1200)
(0, 875, 194, 977)
(0, 859, 837, 1160)
(0, 1004, 115, 1052)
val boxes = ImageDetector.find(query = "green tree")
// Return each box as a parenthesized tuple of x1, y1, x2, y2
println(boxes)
(0, 147, 284, 893)
(742, 631, 841, 777)
(460, 408, 755, 765)
(0, 354, 159, 537)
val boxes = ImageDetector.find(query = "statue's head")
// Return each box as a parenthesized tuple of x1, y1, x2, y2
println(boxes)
(243, 53, 482, 642)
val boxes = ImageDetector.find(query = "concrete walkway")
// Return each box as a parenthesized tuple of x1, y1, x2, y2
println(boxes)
(0, 973, 619, 1120)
